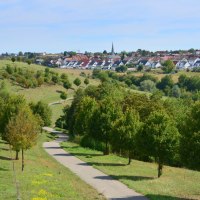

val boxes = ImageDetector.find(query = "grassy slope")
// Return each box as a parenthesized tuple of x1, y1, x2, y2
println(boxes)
(0, 133, 105, 200)
(0, 60, 99, 126)
(61, 142, 200, 200)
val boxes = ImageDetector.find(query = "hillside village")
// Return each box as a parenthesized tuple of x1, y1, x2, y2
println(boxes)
(2, 46, 200, 71)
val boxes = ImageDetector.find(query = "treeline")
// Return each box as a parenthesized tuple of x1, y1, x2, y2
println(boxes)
(0, 86, 52, 170)
(92, 69, 200, 100)
(57, 82, 200, 177)
(0, 64, 72, 89)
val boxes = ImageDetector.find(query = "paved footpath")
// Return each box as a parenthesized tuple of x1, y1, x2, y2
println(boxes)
(43, 127, 148, 200)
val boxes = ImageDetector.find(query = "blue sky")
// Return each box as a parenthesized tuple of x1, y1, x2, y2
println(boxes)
(1, 0, 200, 53)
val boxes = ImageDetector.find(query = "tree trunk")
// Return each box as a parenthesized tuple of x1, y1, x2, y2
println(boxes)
(104, 141, 109, 155)
(15, 150, 19, 160)
(158, 162, 163, 178)
(128, 151, 131, 165)
(22, 149, 24, 171)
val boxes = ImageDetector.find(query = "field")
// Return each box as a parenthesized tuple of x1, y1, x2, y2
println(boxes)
(61, 141, 200, 200)
(0, 132, 105, 200)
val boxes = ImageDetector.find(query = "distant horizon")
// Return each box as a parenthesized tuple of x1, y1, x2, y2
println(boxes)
(1, 47, 200, 55)
(1, 0, 200, 53)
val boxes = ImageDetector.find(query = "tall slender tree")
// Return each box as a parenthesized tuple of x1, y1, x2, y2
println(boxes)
(6, 107, 40, 171)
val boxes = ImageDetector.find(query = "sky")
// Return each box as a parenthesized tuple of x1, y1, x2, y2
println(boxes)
(0, 0, 200, 53)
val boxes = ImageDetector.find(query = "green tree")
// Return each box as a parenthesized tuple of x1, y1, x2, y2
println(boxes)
(112, 108, 141, 165)
(63, 80, 72, 89)
(52, 75, 60, 84)
(116, 65, 127, 73)
(84, 78, 89, 85)
(61, 73, 68, 81)
(6, 107, 40, 170)
(162, 60, 175, 73)
(64, 51, 67, 56)
(90, 98, 121, 155)
(73, 78, 81, 87)
(137, 65, 143, 71)
(30, 101, 52, 126)
(140, 80, 157, 93)
(0, 94, 26, 140)
(136, 111, 180, 177)
(157, 75, 174, 95)
(103, 50, 108, 55)
(74, 96, 98, 136)
(171, 85, 181, 98)
(11, 57, 16, 63)
(60, 91, 67, 100)
(26, 59, 32, 65)
(180, 101, 200, 170)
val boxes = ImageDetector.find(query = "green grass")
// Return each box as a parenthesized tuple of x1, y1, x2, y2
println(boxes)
(0, 133, 105, 200)
(50, 103, 64, 125)
(61, 141, 200, 200)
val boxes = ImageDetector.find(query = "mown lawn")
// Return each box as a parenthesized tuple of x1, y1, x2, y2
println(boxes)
(0, 133, 105, 200)
(61, 141, 200, 200)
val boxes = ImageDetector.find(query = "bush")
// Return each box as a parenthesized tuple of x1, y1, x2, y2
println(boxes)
(80, 72, 86, 77)
(73, 78, 81, 86)
(84, 78, 89, 85)
(60, 91, 67, 100)
(115, 65, 127, 73)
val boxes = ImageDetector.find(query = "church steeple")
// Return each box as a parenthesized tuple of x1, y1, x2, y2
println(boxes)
(111, 42, 115, 56)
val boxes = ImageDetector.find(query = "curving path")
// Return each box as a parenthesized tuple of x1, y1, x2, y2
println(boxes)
(43, 127, 148, 200)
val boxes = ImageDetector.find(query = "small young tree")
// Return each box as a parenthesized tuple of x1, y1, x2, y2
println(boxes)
(115, 65, 127, 73)
(26, 59, 32, 65)
(6, 108, 40, 171)
(136, 111, 180, 177)
(63, 80, 72, 90)
(137, 65, 144, 71)
(74, 78, 81, 87)
(11, 57, 16, 63)
(162, 60, 175, 73)
(60, 91, 67, 100)
(84, 78, 89, 85)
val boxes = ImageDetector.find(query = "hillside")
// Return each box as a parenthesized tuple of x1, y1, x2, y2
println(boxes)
(0, 60, 99, 125)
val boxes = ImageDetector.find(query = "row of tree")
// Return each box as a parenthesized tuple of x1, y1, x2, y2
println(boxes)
(92, 69, 200, 100)
(57, 82, 200, 177)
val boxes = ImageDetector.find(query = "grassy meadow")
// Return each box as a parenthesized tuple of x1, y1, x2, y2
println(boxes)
(0, 133, 105, 200)
(61, 141, 200, 200)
